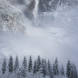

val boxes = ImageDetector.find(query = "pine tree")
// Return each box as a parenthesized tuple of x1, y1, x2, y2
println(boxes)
(41, 59, 47, 77)
(73, 64, 78, 78)
(66, 60, 71, 78)
(36, 56, 41, 72)
(48, 60, 53, 78)
(2, 58, 7, 74)
(28, 56, 32, 72)
(14, 56, 19, 72)
(8, 56, 14, 73)
(21, 57, 27, 77)
(33, 60, 37, 74)
(53, 58, 59, 75)
(70, 64, 78, 78)
(66, 60, 78, 78)
(22, 57, 27, 70)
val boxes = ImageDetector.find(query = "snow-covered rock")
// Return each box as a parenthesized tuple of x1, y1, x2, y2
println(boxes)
(0, 0, 32, 32)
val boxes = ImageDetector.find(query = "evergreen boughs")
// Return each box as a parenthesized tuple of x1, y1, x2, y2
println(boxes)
(33, 61, 37, 74)
(28, 56, 32, 72)
(2, 58, 7, 74)
(47, 60, 53, 78)
(53, 58, 59, 75)
(14, 56, 19, 72)
(41, 59, 47, 77)
(21, 57, 27, 77)
(36, 56, 41, 72)
(1, 56, 78, 78)
(66, 60, 78, 78)
(66, 60, 71, 78)
(8, 56, 14, 73)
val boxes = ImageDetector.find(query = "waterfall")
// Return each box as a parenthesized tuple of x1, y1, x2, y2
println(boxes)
(33, 0, 39, 19)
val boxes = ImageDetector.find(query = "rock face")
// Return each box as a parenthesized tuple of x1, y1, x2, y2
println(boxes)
(0, 0, 27, 32)
(0, 0, 37, 32)
(23, 0, 36, 20)
(38, 0, 78, 12)
(0, 0, 78, 32)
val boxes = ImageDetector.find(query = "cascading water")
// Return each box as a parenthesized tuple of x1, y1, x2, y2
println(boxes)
(32, 0, 40, 26)
(33, 0, 39, 19)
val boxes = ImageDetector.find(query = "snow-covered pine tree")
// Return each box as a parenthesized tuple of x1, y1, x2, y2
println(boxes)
(41, 59, 47, 77)
(36, 56, 41, 72)
(73, 64, 78, 78)
(33, 60, 37, 74)
(22, 57, 27, 70)
(66, 60, 71, 78)
(14, 56, 19, 72)
(47, 60, 53, 78)
(21, 56, 27, 78)
(8, 56, 14, 73)
(2, 58, 7, 74)
(28, 56, 33, 72)
(53, 58, 59, 75)
(69, 64, 78, 78)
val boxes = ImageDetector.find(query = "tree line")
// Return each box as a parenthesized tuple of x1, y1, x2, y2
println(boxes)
(1, 56, 78, 78)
